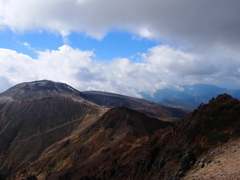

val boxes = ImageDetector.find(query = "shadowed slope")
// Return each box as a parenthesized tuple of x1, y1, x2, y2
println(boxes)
(83, 91, 189, 120)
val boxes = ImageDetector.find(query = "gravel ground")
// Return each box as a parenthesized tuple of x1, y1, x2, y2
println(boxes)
(183, 138, 240, 180)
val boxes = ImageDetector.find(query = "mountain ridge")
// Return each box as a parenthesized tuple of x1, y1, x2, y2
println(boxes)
(41, 94, 240, 180)
(141, 84, 240, 105)
(83, 91, 188, 120)
(1, 81, 240, 179)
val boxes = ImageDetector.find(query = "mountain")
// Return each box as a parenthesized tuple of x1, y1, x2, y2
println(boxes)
(232, 90, 240, 99)
(35, 106, 174, 180)
(0, 80, 104, 177)
(0, 80, 178, 179)
(141, 84, 238, 102)
(0, 80, 88, 101)
(1, 81, 240, 179)
(5, 93, 239, 180)
(98, 107, 173, 136)
(83, 91, 188, 121)
(50, 93, 239, 180)
(159, 98, 197, 111)
(141, 84, 240, 110)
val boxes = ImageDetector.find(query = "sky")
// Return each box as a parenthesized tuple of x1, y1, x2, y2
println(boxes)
(0, 0, 240, 98)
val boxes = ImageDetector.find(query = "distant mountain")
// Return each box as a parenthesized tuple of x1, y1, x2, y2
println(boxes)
(141, 84, 240, 109)
(159, 98, 197, 111)
(232, 90, 240, 99)
(83, 91, 189, 120)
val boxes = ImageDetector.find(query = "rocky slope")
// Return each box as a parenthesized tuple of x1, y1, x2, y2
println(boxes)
(183, 138, 240, 180)
(0, 80, 104, 178)
(1, 80, 240, 180)
(0, 80, 177, 179)
(41, 94, 240, 180)
(29, 107, 174, 180)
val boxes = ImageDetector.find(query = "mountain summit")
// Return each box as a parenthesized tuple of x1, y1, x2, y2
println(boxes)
(0, 80, 88, 101)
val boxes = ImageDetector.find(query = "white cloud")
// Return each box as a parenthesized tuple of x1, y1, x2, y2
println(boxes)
(1, 45, 240, 96)
(145, 45, 216, 76)
(137, 27, 155, 39)
(0, 46, 94, 91)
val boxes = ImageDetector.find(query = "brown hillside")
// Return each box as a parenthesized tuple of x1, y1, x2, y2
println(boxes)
(0, 81, 103, 178)
(1, 81, 240, 180)
(43, 94, 240, 180)
(83, 91, 189, 120)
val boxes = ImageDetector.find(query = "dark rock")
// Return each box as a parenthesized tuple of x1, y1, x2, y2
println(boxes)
(177, 150, 196, 177)
(0, 174, 5, 180)
(26, 175, 37, 180)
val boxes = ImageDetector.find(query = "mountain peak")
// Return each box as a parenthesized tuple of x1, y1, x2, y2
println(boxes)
(98, 106, 174, 135)
(209, 93, 233, 104)
(0, 80, 88, 101)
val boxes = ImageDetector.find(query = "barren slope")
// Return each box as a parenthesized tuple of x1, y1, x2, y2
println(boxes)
(0, 80, 103, 177)
(83, 91, 189, 120)
(184, 138, 240, 180)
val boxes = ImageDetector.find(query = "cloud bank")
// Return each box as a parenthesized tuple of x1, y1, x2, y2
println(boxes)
(1, 0, 240, 48)
(0, 45, 240, 97)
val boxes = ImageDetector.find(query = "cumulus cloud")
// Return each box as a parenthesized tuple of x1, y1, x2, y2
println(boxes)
(0, 0, 240, 49)
(0, 45, 240, 97)
(0, 46, 94, 90)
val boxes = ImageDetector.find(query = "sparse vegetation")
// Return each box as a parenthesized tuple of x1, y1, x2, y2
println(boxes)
(218, 103, 235, 110)
(47, 160, 56, 172)
(61, 139, 70, 148)
(233, 121, 240, 136)
(207, 133, 229, 143)
(189, 120, 202, 136)
(192, 144, 209, 155)
(165, 148, 183, 161)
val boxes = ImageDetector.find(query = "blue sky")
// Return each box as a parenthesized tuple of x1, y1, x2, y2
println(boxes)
(68, 31, 160, 61)
(0, 0, 240, 97)
(0, 30, 160, 60)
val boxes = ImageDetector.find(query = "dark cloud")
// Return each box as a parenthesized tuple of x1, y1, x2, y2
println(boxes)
(1, 0, 240, 48)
